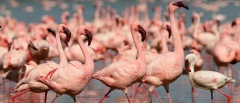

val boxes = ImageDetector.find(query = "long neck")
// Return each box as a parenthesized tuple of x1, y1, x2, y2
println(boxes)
(193, 16, 200, 39)
(56, 32, 68, 66)
(77, 35, 94, 69)
(212, 24, 220, 42)
(130, 29, 146, 63)
(160, 29, 168, 53)
(169, 13, 184, 59)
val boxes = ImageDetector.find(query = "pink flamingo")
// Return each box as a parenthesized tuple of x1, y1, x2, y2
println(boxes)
(93, 22, 147, 103)
(35, 25, 94, 103)
(28, 40, 50, 63)
(141, 1, 189, 103)
(185, 53, 235, 103)
(12, 24, 71, 103)
(133, 23, 172, 103)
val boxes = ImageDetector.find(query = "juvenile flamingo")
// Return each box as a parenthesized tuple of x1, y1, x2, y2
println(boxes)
(93, 22, 147, 103)
(185, 54, 235, 103)
(35, 25, 94, 103)
(141, 1, 189, 103)
(12, 24, 71, 103)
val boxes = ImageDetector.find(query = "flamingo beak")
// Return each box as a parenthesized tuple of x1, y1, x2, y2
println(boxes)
(173, 1, 189, 10)
(47, 28, 56, 36)
(62, 26, 71, 47)
(8, 42, 12, 51)
(166, 25, 172, 38)
(28, 42, 38, 50)
(185, 59, 191, 71)
(232, 20, 236, 27)
(137, 25, 146, 42)
(84, 29, 92, 46)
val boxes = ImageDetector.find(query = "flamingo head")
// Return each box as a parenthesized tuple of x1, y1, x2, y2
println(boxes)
(62, 26, 71, 47)
(169, 1, 189, 13)
(78, 26, 92, 46)
(137, 25, 146, 42)
(185, 54, 198, 72)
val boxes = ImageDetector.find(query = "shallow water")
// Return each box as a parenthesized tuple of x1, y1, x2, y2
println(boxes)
(1, 57, 240, 103)
(1, 0, 240, 103)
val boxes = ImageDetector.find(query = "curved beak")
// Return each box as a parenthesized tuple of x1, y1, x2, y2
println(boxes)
(173, 1, 189, 10)
(62, 26, 72, 47)
(84, 29, 92, 46)
(28, 42, 38, 50)
(137, 25, 146, 42)
(166, 25, 172, 38)
(47, 28, 56, 36)
(232, 20, 236, 27)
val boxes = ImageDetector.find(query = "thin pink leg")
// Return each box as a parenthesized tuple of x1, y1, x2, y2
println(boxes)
(133, 83, 142, 103)
(2, 78, 6, 93)
(192, 87, 195, 103)
(140, 83, 147, 93)
(166, 90, 172, 103)
(98, 89, 112, 103)
(140, 91, 150, 103)
(217, 89, 231, 103)
(153, 90, 163, 103)
(12, 89, 31, 103)
(125, 93, 131, 103)
(51, 95, 59, 103)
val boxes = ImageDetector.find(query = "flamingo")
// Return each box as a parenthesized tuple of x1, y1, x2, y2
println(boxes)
(35, 25, 94, 103)
(0, 44, 28, 79)
(133, 23, 172, 103)
(93, 22, 147, 103)
(185, 53, 235, 103)
(28, 40, 50, 63)
(12, 24, 71, 103)
(141, 1, 189, 103)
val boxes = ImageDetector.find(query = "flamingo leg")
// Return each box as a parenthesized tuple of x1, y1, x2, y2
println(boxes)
(51, 94, 59, 103)
(163, 84, 172, 103)
(125, 93, 131, 103)
(149, 92, 153, 103)
(210, 90, 214, 103)
(227, 67, 233, 96)
(217, 89, 231, 103)
(98, 88, 113, 103)
(153, 90, 162, 103)
(192, 87, 195, 103)
(133, 83, 142, 103)
(44, 91, 48, 103)
(71, 96, 76, 103)
(11, 89, 31, 103)
(1, 78, 6, 93)
(140, 91, 150, 103)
